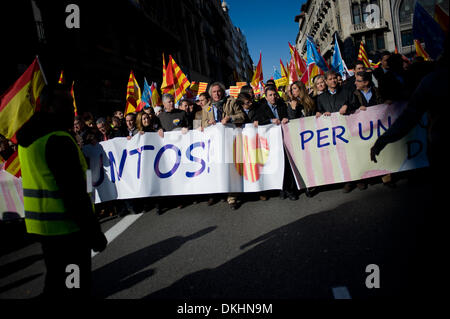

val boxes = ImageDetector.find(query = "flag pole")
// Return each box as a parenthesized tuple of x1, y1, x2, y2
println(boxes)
(36, 55, 48, 85)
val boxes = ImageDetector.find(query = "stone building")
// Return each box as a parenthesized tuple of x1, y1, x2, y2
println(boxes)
(294, 0, 448, 67)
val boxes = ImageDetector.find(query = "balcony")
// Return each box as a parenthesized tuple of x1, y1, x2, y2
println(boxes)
(351, 18, 387, 34)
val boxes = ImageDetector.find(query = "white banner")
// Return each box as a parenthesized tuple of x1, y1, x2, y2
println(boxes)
(85, 124, 285, 203)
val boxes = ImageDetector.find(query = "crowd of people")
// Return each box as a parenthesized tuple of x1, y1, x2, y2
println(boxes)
(0, 51, 441, 218)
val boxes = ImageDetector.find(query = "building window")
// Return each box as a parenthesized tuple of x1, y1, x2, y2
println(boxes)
(401, 29, 414, 46)
(366, 37, 374, 52)
(352, 3, 361, 24)
(362, 1, 370, 23)
(399, 0, 415, 24)
(376, 32, 385, 49)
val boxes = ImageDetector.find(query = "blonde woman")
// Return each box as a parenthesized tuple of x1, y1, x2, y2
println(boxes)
(312, 75, 326, 98)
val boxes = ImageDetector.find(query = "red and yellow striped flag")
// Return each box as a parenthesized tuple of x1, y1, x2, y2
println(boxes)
(414, 40, 431, 61)
(229, 86, 241, 98)
(169, 56, 191, 102)
(3, 150, 21, 178)
(198, 82, 208, 95)
(124, 70, 141, 115)
(0, 57, 46, 143)
(358, 41, 370, 68)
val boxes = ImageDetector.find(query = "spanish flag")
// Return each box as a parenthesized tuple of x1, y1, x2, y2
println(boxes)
(358, 41, 370, 68)
(3, 150, 21, 178)
(280, 59, 288, 79)
(251, 52, 263, 89)
(150, 82, 162, 107)
(0, 57, 46, 144)
(414, 40, 431, 61)
(124, 70, 141, 115)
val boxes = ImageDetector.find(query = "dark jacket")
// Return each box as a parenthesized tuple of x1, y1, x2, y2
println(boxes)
(353, 86, 384, 108)
(253, 99, 289, 125)
(316, 87, 355, 114)
(16, 112, 106, 250)
(377, 70, 409, 102)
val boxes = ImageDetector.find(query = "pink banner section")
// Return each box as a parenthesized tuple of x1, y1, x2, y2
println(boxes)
(283, 103, 429, 189)
(0, 170, 24, 220)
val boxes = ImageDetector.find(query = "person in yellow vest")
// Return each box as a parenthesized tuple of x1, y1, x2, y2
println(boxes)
(16, 84, 107, 298)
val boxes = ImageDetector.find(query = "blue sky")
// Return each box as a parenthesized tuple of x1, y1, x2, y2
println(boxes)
(226, 0, 307, 81)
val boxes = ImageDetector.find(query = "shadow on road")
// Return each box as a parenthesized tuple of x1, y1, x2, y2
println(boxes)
(92, 226, 217, 298)
(141, 181, 431, 299)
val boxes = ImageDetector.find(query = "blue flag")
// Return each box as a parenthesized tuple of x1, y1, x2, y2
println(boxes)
(272, 67, 282, 80)
(306, 36, 329, 72)
(141, 78, 152, 108)
(331, 34, 349, 79)
(413, 2, 445, 60)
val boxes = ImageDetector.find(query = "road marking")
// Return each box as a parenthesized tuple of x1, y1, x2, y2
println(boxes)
(91, 213, 144, 258)
(332, 286, 352, 299)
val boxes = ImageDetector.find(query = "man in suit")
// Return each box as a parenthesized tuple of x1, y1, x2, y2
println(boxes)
(316, 70, 355, 117)
(201, 82, 245, 129)
(254, 85, 289, 125)
(353, 71, 384, 110)
(201, 82, 245, 210)
(257, 86, 298, 200)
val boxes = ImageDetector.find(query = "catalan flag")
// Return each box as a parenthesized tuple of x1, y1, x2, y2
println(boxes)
(124, 70, 141, 115)
(414, 40, 431, 61)
(170, 56, 191, 103)
(229, 86, 241, 98)
(357, 41, 370, 68)
(0, 57, 46, 144)
(3, 150, 21, 178)
(251, 52, 263, 89)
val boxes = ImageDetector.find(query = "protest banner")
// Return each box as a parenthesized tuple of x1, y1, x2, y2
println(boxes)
(0, 170, 24, 220)
(89, 124, 285, 203)
(282, 103, 429, 189)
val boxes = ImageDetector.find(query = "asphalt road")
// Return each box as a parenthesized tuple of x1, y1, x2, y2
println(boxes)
(0, 169, 434, 301)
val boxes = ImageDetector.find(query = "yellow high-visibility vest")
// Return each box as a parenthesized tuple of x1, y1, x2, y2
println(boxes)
(18, 131, 87, 236)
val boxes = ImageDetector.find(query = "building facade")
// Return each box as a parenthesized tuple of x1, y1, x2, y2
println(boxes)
(1, 0, 253, 117)
(295, 0, 448, 67)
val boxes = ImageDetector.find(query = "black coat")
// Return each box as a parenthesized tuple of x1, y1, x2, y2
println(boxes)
(316, 87, 355, 114)
(253, 99, 289, 125)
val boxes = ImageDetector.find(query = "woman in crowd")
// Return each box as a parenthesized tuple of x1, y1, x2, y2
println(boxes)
(287, 81, 318, 198)
(137, 108, 162, 133)
(312, 75, 326, 101)
(287, 81, 316, 119)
